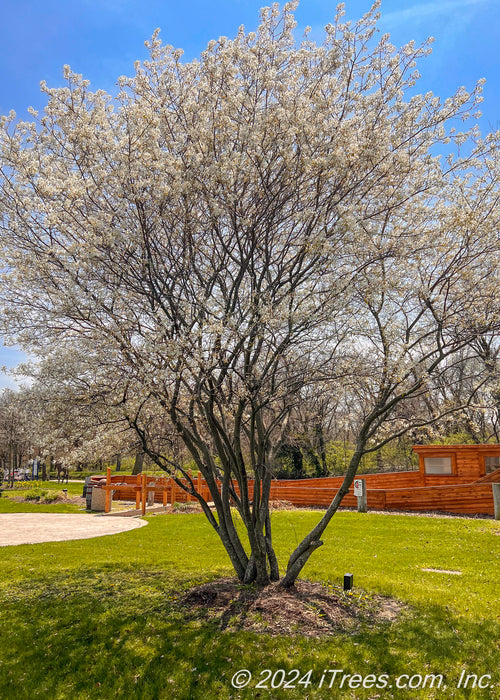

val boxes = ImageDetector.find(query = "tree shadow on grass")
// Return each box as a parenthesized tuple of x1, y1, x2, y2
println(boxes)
(0, 568, 498, 699)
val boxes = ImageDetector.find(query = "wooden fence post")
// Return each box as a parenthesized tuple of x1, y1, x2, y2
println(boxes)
(136, 474, 141, 510)
(141, 473, 147, 516)
(493, 483, 500, 520)
(354, 478, 367, 513)
(105, 467, 112, 513)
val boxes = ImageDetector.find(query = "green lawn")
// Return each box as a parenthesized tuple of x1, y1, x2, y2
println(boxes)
(0, 481, 85, 513)
(0, 510, 498, 699)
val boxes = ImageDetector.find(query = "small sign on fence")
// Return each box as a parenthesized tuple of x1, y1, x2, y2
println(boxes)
(353, 479, 364, 497)
(353, 478, 367, 512)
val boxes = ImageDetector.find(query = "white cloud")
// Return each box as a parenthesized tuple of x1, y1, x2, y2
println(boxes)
(382, 0, 487, 29)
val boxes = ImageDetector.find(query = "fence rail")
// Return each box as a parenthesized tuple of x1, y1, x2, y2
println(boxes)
(91, 468, 496, 516)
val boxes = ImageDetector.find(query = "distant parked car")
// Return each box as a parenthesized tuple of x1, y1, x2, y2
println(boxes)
(3, 469, 32, 481)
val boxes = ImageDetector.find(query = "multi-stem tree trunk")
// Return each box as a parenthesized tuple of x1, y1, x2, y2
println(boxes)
(142, 415, 366, 587)
(167, 446, 363, 588)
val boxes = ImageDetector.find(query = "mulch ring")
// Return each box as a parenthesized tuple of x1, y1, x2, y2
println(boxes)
(180, 578, 403, 637)
(170, 503, 204, 514)
(268, 499, 295, 511)
(10, 494, 86, 506)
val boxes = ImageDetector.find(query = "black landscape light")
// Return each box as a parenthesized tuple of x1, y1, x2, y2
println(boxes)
(343, 573, 353, 591)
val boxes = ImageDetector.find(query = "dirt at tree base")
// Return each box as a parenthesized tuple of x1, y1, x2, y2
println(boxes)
(10, 494, 87, 506)
(180, 578, 403, 637)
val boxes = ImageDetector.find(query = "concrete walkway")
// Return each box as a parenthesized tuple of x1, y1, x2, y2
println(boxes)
(0, 513, 147, 546)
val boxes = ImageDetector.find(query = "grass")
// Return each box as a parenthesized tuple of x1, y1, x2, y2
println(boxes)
(2, 480, 84, 495)
(0, 510, 498, 699)
(0, 498, 83, 514)
(0, 480, 85, 514)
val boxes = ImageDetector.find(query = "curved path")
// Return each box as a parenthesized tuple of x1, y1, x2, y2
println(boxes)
(0, 513, 146, 546)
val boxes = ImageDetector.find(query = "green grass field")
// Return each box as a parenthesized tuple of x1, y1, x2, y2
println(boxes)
(0, 481, 85, 513)
(0, 507, 498, 699)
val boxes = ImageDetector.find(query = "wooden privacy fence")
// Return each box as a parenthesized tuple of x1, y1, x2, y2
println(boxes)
(266, 481, 496, 514)
(91, 467, 499, 516)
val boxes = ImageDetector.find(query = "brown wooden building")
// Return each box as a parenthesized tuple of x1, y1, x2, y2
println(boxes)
(412, 444, 500, 486)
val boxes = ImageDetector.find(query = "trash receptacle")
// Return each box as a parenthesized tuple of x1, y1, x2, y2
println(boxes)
(91, 486, 107, 512)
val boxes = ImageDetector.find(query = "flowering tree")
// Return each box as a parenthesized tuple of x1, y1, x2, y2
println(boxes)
(416, 339, 500, 443)
(11, 353, 140, 470)
(0, 390, 33, 483)
(0, 2, 499, 586)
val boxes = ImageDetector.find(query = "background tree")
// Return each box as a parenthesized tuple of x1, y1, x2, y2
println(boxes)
(417, 338, 500, 443)
(0, 2, 498, 586)
(12, 351, 153, 472)
(0, 389, 34, 484)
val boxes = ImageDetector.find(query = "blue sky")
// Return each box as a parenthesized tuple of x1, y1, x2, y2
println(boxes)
(1, 0, 499, 388)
